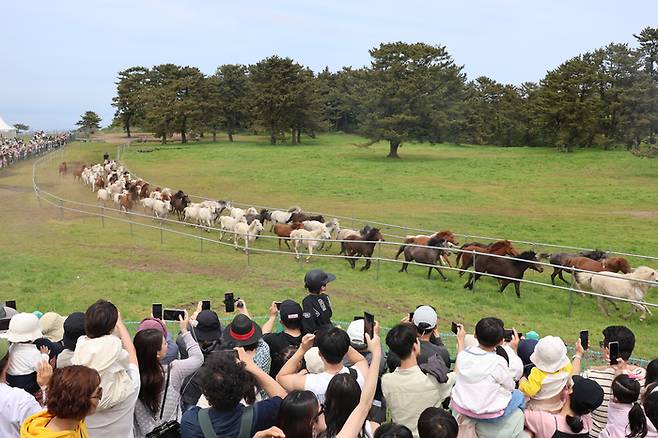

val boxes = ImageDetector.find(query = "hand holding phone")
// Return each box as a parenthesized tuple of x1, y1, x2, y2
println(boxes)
(224, 293, 235, 312)
(202, 300, 211, 311)
(163, 309, 185, 321)
(503, 329, 514, 342)
(579, 330, 589, 351)
(363, 312, 375, 343)
(152, 303, 163, 320)
(275, 302, 282, 310)
(5, 300, 16, 310)
(409, 312, 415, 323)
(451, 322, 459, 335)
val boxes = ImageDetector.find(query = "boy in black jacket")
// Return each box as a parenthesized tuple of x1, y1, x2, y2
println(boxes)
(301, 269, 335, 334)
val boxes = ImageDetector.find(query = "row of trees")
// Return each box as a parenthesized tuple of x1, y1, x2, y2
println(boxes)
(111, 27, 658, 157)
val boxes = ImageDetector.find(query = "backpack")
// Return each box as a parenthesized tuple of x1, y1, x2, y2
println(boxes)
(197, 405, 254, 438)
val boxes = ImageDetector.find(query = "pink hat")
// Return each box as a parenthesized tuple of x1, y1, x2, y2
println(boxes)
(137, 318, 167, 336)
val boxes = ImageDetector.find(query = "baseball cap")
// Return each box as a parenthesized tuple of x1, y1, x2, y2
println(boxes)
(571, 376, 604, 413)
(346, 319, 367, 350)
(304, 269, 336, 292)
(194, 310, 222, 342)
(279, 300, 302, 325)
(62, 312, 86, 351)
(412, 305, 437, 330)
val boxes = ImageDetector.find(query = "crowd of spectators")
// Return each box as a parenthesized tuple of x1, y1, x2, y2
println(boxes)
(0, 268, 656, 438)
(0, 131, 70, 168)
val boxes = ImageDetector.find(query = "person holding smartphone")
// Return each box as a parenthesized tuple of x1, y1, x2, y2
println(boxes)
(262, 300, 303, 378)
(573, 325, 648, 438)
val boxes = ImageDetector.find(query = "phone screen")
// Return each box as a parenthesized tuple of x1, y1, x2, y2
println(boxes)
(451, 322, 459, 335)
(162, 309, 185, 321)
(608, 341, 620, 365)
(224, 293, 235, 312)
(579, 330, 589, 351)
(275, 302, 282, 310)
(409, 312, 415, 322)
(503, 329, 514, 342)
(152, 303, 163, 320)
(363, 312, 374, 343)
(202, 300, 211, 311)
(5, 300, 16, 310)
(0, 319, 9, 331)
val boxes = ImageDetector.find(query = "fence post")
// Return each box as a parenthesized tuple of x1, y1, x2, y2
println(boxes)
(568, 270, 575, 317)
(59, 199, 63, 219)
(247, 246, 251, 266)
(160, 226, 164, 244)
(200, 238, 204, 253)
(101, 206, 104, 228)
(376, 241, 382, 281)
(471, 251, 477, 292)
(129, 220, 133, 236)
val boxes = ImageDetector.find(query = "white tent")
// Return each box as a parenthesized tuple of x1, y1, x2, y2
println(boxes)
(0, 116, 17, 139)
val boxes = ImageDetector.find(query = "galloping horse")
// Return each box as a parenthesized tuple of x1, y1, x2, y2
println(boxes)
(545, 251, 610, 285)
(398, 235, 451, 280)
(463, 250, 544, 298)
(58, 162, 67, 176)
(394, 230, 458, 266)
(343, 228, 384, 271)
(171, 190, 190, 221)
(455, 240, 518, 276)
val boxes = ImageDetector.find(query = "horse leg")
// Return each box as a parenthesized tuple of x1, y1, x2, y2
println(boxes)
(550, 268, 559, 285)
(558, 269, 569, 284)
(606, 297, 620, 311)
(427, 267, 432, 279)
(234, 234, 239, 251)
(514, 282, 521, 298)
(306, 244, 313, 262)
(435, 266, 448, 281)
(596, 297, 610, 317)
(464, 274, 474, 289)
(399, 262, 408, 273)
(360, 256, 372, 271)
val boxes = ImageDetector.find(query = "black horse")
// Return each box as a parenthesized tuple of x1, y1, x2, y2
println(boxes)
(464, 250, 544, 298)
(398, 236, 450, 280)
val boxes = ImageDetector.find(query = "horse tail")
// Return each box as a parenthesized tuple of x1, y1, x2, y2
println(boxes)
(395, 244, 406, 260)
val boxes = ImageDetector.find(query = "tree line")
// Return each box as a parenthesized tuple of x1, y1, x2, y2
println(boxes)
(111, 27, 658, 158)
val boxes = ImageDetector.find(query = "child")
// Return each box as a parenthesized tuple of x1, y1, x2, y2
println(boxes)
(451, 317, 525, 421)
(2, 313, 49, 395)
(520, 335, 572, 412)
(600, 374, 657, 438)
(301, 269, 335, 334)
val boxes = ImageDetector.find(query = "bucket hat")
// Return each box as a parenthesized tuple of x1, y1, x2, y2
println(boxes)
(194, 310, 222, 342)
(39, 312, 66, 342)
(530, 335, 570, 373)
(1, 312, 42, 343)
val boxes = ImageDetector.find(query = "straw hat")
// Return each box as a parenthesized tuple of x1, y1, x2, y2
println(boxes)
(1, 313, 43, 343)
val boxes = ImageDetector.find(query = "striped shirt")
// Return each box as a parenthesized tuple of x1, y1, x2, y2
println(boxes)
(582, 366, 646, 437)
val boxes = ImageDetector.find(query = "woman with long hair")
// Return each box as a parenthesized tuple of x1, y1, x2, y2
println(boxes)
(133, 314, 203, 437)
(600, 374, 657, 438)
(21, 365, 101, 437)
(524, 376, 604, 437)
(278, 390, 325, 438)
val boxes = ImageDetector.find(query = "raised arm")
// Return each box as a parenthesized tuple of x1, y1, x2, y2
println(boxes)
(571, 338, 585, 376)
(237, 347, 287, 399)
(261, 302, 279, 335)
(336, 323, 382, 438)
(276, 333, 315, 391)
(116, 312, 137, 366)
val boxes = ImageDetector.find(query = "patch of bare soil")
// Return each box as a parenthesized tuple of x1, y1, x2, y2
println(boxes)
(615, 210, 658, 218)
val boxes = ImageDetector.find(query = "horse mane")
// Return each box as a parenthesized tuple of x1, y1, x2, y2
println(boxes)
(512, 251, 538, 265)
(365, 227, 381, 240)
(629, 266, 656, 280)
(489, 240, 512, 251)
(427, 236, 446, 248)
(436, 230, 454, 239)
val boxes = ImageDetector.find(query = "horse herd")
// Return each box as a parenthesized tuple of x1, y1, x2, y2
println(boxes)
(64, 159, 658, 320)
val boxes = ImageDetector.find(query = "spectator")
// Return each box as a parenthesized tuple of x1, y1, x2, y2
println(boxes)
(137, 317, 179, 365)
(520, 336, 572, 412)
(524, 376, 604, 437)
(277, 390, 324, 438)
(222, 313, 271, 375)
(133, 314, 203, 437)
(374, 423, 413, 438)
(600, 374, 657, 438)
(180, 309, 223, 410)
(450, 318, 525, 437)
(517, 338, 539, 378)
(646, 359, 658, 388)
(73, 302, 140, 437)
(56, 312, 85, 368)
(2, 312, 49, 395)
(382, 323, 454, 437)
(417, 407, 458, 438)
(277, 327, 367, 404)
(573, 325, 647, 437)
(646, 389, 658, 432)
(38, 313, 65, 344)
(1, 305, 18, 334)
(345, 318, 387, 423)
(386, 306, 451, 371)
(0, 338, 43, 437)
(179, 348, 287, 437)
(301, 269, 335, 335)
(263, 300, 303, 378)
(21, 365, 101, 438)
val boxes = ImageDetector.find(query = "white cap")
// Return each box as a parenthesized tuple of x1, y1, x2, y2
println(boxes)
(530, 336, 570, 373)
(346, 319, 366, 348)
(304, 347, 325, 374)
(412, 305, 437, 330)
(0, 313, 43, 343)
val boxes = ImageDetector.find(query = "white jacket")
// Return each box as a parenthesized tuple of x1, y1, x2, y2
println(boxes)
(452, 346, 515, 414)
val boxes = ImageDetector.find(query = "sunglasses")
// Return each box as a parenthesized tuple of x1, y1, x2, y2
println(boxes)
(91, 387, 103, 400)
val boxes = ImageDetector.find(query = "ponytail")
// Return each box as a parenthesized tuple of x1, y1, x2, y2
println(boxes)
(565, 414, 584, 433)
(627, 402, 648, 438)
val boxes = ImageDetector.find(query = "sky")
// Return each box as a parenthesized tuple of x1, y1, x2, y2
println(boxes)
(0, 1, 655, 131)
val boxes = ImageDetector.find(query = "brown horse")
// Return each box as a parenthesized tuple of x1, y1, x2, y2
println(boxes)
(456, 240, 519, 276)
(463, 250, 544, 298)
(171, 190, 190, 221)
(546, 251, 609, 285)
(394, 230, 459, 266)
(273, 222, 304, 249)
(398, 235, 450, 280)
(139, 183, 151, 200)
(94, 175, 105, 190)
(564, 256, 631, 275)
(72, 165, 85, 182)
(120, 186, 139, 214)
(58, 162, 67, 176)
(344, 227, 384, 271)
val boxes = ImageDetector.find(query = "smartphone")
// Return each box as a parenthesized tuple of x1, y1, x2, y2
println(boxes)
(353, 316, 364, 321)
(275, 302, 282, 310)
(363, 312, 374, 343)
(503, 329, 514, 342)
(451, 322, 459, 335)
(162, 309, 185, 321)
(202, 300, 211, 311)
(224, 292, 235, 313)
(409, 312, 415, 322)
(5, 300, 16, 310)
(0, 319, 9, 330)
(152, 303, 163, 320)
(579, 330, 589, 351)
(608, 341, 620, 365)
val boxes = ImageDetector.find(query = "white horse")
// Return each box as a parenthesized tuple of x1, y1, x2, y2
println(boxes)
(269, 210, 293, 231)
(219, 216, 245, 241)
(576, 266, 658, 320)
(234, 219, 264, 253)
(290, 226, 331, 261)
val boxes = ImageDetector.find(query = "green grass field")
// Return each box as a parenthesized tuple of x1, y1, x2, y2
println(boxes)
(1, 133, 657, 358)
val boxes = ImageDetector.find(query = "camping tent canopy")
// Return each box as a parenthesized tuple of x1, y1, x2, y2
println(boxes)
(0, 116, 17, 139)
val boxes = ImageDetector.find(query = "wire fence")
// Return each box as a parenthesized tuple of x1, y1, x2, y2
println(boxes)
(33, 146, 658, 321)
(28, 144, 657, 366)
